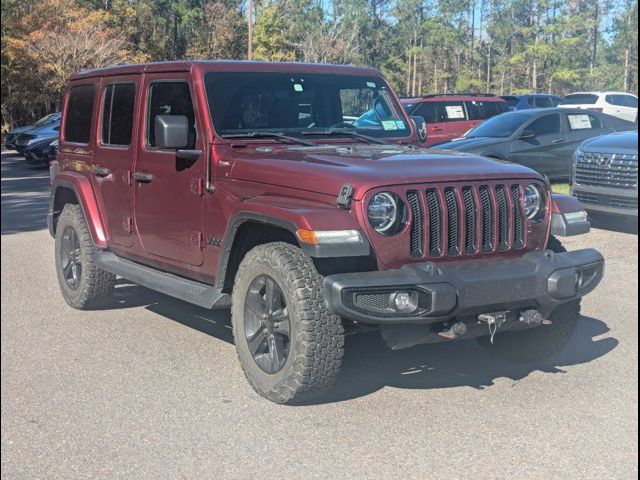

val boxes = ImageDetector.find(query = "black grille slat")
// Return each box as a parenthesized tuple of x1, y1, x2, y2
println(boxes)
(575, 152, 638, 189)
(496, 186, 509, 250)
(426, 189, 442, 256)
(479, 186, 493, 252)
(511, 185, 524, 248)
(462, 187, 477, 253)
(444, 188, 460, 255)
(407, 191, 423, 257)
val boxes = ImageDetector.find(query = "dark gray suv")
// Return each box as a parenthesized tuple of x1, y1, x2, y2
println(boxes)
(571, 131, 638, 219)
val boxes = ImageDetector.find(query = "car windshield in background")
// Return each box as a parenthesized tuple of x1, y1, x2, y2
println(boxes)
(465, 111, 531, 138)
(32, 114, 57, 127)
(204, 72, 410, 139)
(560, 94, 599, 105)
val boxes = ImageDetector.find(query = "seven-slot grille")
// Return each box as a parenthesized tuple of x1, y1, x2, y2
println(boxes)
(407, 184, 527, 259)
(575, 152, 638, 189)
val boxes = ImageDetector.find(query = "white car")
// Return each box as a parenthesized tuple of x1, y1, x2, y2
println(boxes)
(559, 91, 638, 123)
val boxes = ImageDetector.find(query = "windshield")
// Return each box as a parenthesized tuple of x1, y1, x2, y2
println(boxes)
(465, 111, 531, 138)
(204, 72, 410, 140)
(33, 113, 57, 127)
(560, 94, 599, 105)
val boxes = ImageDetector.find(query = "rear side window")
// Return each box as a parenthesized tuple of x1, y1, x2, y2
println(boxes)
(528, 114, 561, 136)
(64, 85, 95, 143)
(102, 83, 136, 146)
(465, 101, 507, 120)
(566, 113, 603, 130)
(413, 102, 439, 123)
(606, 94, 625, 106)
(625, 96, 638, 108)
(500, 96, 519, 107)
(147, 82, 196, 149)
(535, 97, 552, 108)
(438, 101, 466, 122)
(561, 94, 599, 105)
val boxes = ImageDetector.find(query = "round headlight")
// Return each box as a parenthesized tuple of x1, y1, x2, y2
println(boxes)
(368, 192, 404, 234)
(524, 184, 544, 220)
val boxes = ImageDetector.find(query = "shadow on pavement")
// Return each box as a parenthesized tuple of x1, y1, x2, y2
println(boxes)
(1, 150, 50, 235)
(589, 213, 638, 235)
(102, 280, 617, 405)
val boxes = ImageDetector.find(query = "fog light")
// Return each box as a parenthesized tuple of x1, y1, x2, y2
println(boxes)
(392, 291, 418, 313)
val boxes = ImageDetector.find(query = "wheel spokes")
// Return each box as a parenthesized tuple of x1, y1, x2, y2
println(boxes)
(247, 326, 269, 355)
(267, 334, 285, 372)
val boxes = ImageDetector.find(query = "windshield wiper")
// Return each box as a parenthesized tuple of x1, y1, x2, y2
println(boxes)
(221, 131, 317, 147)
(300, 129, 391, 145)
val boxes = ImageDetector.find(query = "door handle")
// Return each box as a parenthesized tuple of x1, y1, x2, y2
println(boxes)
(552, 139, 565, 144)
(133, 172, 154, 183)
(93, 166, 111, 177)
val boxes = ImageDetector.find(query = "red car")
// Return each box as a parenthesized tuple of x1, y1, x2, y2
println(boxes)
(401, 95, 509, 146)
(49, 61, 602, 404)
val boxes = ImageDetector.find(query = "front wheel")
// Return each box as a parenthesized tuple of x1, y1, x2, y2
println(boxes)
(477, 236, 580, 362)
(231, 242, 344, 404)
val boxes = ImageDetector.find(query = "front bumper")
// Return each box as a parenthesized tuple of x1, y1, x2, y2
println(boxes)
(324, 249, 604, 324)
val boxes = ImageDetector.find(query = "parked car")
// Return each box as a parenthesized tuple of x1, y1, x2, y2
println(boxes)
(24, 136, 58, 167)
(559, 91, 638, 123)
(14, 121, 61, 155)
(500, 94, 561, 111)
(49, 61, 603, 404)
(434, 108, 635, 181)
(571, 130, 638, 219)
(400, 94, 509, 146)
(4, 113, 61, 150)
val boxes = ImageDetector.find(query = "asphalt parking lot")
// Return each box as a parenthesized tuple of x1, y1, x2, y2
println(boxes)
(1, 150, 638, 479)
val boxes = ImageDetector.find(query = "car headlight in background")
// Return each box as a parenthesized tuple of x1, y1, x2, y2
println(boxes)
(367, 192, 406, 235)
(524, 184, 545, 220)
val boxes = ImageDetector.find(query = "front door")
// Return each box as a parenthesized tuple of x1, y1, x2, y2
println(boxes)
(92, 77, 139, 247)
(133, 74, 205, 266)
(510, 113, 570, 179)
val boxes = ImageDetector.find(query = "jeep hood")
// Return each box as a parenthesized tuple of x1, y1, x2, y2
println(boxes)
(224, 144, 543, 199)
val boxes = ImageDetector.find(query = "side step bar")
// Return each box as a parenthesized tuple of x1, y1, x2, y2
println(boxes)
(95, 252, 230, 309)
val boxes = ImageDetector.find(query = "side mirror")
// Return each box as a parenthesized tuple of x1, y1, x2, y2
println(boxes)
(154, 115, 189, 149)
(520, 129, 536, 140)
(411, 115, 427, 142)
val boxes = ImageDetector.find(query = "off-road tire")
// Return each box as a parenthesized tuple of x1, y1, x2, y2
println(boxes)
(55, 204, 115, 309)
(477, 235, 580, 362)
(231, 242, 344, 404)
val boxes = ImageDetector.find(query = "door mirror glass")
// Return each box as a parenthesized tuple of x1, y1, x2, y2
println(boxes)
(154, 115, 189, 149)
(411, 115, 427, 141)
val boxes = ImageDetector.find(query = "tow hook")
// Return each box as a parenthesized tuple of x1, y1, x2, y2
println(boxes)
(478, 311, 509, 344)
(519, 309, 552, 327)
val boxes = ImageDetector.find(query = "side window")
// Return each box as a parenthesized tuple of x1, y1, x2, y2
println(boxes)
(535, 97, 552, 108)
(102, 83, 136, 146)
(438, 101, 466, 122)
(624, 95, 638, 108)
(606, 95, 623, 106)
(528, 114, 561, 136)
(147, 81, 196, 149)
(466, 101, 508, 120)
(64, 85, 95, 144)
(566, 113, 603, 131)
(413, 102, 439, 123)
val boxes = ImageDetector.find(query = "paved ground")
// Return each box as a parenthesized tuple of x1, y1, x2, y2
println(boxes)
(1, 151, 638, 480)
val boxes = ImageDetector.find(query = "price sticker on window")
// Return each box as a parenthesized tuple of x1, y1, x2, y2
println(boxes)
(445, 105, 465, 120)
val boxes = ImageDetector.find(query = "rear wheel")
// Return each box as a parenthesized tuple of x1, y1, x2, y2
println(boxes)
(55, 204, 115, 309)
(231, 242, 344, 404)
(477, 236, 580, 362)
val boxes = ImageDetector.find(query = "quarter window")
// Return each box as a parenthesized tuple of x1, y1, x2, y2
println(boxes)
(102, 83, 136, 146)
(147, 82, 196, 149)
(64, 85, 95, 144)
(534, 97, 552, 108)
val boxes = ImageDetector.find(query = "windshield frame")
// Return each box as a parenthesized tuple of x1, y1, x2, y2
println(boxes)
(202, 70, 415, 144)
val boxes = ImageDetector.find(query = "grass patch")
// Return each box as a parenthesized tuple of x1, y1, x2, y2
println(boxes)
(552, 183, 570, 195)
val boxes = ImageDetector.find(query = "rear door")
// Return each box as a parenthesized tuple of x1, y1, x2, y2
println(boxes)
(423, 100, 469, 145)
(606, 94, 638, 122)
(133, 74, 205, 266)
(509, 113, 569, 179)
(92, 77, 139, 247)
(564, 111, 611, 148)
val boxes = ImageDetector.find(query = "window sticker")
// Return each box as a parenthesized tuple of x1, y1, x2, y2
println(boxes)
(381, 120, 399, 131)
(568, 114, 593, 130)
(293, 83, 304, 92)
(445, 105, 465, 119)
(366, 81, 377, 88)
(395, 120, 407, 129)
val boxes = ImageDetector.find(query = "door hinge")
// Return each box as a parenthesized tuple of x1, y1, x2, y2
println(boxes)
(190, 231, 204, 250)
(190, 177, 204, 196)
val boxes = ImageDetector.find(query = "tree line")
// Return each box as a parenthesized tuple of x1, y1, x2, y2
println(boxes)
(1, 0, 638, 131)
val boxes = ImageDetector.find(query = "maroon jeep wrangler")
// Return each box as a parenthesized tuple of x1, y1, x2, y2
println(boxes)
(49, 61, 603, 404)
